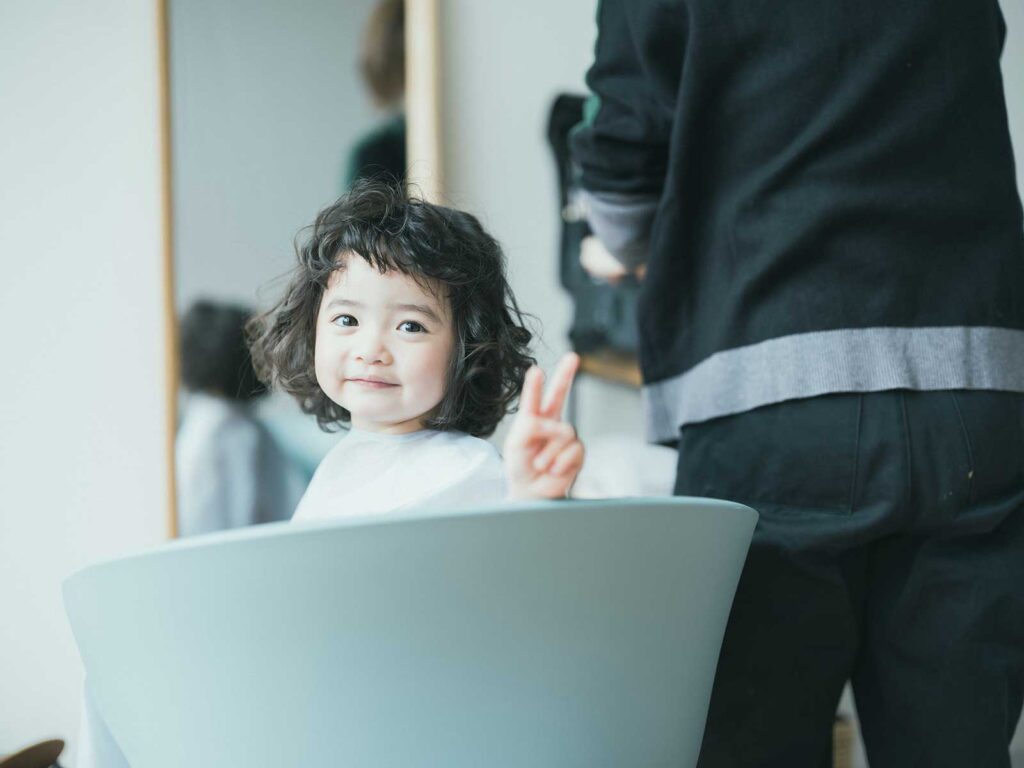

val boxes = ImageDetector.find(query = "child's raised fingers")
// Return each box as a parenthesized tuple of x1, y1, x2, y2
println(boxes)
(530, 422, 577, 472)
(518, 365, 544, 417)
(540, 353, 580, 420)
(512, 416, 575, 442)
(551, 440, 585, 477)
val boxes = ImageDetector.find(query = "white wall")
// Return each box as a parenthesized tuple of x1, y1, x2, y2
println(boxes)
(438, 1, 590, 367)
(170, 0, 381, 313)
(1006, 0, 1024, 204)
(0, 1, 168, 762)
(438, 0, 644, 450)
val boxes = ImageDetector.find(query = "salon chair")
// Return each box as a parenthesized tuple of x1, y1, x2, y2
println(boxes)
(65, 498, 756, 767)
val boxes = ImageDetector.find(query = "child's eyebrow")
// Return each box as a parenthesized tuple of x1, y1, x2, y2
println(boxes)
(393, 303, 443, 323)
(324, 298, 362, 310)
(323, 297, 442, 324)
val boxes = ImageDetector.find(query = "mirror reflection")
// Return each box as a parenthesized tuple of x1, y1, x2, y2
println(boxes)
(170, 0, 405, 536)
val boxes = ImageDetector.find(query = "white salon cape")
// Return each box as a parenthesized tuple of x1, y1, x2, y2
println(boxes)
(78, 427, 505, 766)
(293, 427, 506, 520)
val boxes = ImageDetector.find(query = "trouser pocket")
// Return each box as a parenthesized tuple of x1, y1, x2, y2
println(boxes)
(676, 392, 861, 515)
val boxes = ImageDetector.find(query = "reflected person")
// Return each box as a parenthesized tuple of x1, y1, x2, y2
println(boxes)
(177, 299, 304, 536)
(343, 0, 406, 189)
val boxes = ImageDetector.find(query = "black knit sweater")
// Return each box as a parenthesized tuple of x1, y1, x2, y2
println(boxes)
(571, 0, 1024, 435)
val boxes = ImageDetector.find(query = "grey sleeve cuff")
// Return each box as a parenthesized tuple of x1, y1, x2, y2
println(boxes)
(579, 189, 660, 270)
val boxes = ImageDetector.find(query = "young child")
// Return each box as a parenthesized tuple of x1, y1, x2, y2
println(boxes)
(248, 179, 585, 518)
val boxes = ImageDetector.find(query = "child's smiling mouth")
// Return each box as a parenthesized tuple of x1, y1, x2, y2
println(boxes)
(346, 377, 399, 389)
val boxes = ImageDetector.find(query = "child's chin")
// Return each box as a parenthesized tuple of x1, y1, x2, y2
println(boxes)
(348, 408, 400, 425)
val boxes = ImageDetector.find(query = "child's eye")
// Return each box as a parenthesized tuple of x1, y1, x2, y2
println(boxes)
(332, 314, 358, 327)
(398, 320, 426, 333)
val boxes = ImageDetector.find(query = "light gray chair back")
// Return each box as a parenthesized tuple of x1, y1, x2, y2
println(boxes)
(65, 498, 756, 767)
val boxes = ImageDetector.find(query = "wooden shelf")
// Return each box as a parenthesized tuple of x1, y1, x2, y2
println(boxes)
(578, 349, 642, 389)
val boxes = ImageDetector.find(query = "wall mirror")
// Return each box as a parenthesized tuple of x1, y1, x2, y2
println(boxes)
(161, 0, 440, 536)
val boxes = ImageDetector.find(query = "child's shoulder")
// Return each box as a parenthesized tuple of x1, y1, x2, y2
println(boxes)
(310, 428, 502, 495)
(319, 428, 499, 465)
(420, 429, 502, 464)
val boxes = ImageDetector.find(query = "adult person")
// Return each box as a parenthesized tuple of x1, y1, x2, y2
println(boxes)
(177, 300, 305, 535)
(343, 0, 406, 190)
(571, 1, 1024, 765)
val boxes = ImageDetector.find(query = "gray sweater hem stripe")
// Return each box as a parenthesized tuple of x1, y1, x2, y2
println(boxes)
(643, 326, 1024, 441)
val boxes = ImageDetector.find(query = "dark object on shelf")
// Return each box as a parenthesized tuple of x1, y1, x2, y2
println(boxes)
(547, 93, 642, 357)
(0, 739, 64, 768)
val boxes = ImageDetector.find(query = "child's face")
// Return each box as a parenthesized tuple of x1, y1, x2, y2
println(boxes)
(315, 253, 455, 434)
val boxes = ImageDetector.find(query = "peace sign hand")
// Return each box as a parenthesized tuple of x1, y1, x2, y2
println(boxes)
(504, 353, 585, 500)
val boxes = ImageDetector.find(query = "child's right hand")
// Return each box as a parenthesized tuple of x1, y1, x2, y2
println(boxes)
(503, 353, 585, 500)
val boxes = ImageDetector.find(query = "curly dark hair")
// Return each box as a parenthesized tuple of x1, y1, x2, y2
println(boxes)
(247, 180, 534, 437)
(180, 300, 266, 401)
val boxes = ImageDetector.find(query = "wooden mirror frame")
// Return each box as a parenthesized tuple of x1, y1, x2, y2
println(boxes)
(156, 0, 444, 538)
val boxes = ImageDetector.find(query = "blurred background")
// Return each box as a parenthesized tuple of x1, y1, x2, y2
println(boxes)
(1, 0, 1022, 764)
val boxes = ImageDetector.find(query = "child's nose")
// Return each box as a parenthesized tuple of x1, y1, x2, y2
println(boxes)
(353, 330, 391, 364)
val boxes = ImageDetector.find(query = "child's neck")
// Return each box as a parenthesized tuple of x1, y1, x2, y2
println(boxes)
(350, 408, 440, 436)
(347, 425, 434, 443)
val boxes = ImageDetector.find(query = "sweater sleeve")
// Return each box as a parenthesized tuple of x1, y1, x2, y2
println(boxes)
(569, 0, 686, 268)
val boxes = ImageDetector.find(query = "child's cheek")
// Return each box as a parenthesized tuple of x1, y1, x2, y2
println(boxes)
(312, 335, 335, 398)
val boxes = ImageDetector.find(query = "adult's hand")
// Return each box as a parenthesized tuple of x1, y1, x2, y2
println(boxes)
(580, 235, 646, 284)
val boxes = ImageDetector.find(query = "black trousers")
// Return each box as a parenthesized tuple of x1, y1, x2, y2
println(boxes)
(676, 390, 1024, 768)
